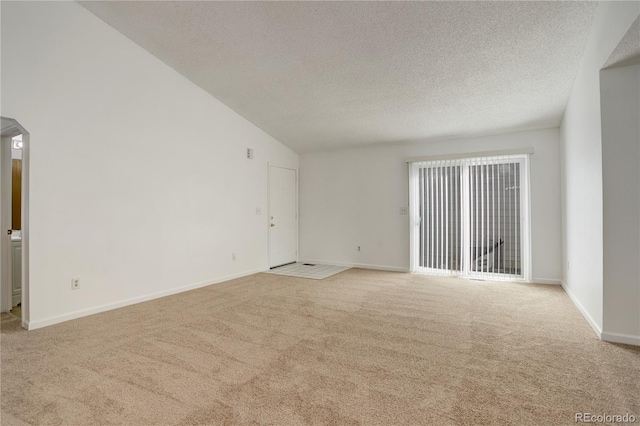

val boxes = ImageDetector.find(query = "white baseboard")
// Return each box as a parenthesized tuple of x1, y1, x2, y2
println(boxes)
(601, 331, 640, 346)
(560, 280, 602, 338)
(27, 268, 265, 330)
(531, 277, 562, 285)
(300, 259, 409, 273)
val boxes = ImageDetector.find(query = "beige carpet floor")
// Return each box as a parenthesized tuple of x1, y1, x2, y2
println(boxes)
(1, 269, 639, 425)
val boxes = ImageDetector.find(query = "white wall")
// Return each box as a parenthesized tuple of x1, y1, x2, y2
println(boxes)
(300, 128, 562, 283)
(559, 1, 639, 336)
(1, 2, 298, 328)
(601, 63, 640, 344)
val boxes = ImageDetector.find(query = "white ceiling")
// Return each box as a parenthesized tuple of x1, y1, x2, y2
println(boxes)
(79, 1, 598, 153)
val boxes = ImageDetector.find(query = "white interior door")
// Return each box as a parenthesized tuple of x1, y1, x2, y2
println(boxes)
(268, 165, 297, 268)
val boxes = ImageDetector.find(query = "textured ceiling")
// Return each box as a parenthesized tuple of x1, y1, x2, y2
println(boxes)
(79, 1, 598, 153)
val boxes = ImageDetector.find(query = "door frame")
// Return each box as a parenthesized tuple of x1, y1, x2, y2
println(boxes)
(0, 117, 30, 328)
(267, 163, 298, 268)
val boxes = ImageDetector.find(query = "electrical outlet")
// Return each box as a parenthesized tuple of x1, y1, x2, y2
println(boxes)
(256, 207, 261, 215)
(232, 253, 237, 261)
(357, 246, 361, 252)
(71, 278, 80, 290)
(400, 207, 408, 215)
(246, 148, 254, 159)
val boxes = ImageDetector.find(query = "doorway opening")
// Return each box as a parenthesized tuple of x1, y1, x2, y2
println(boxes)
(1, 117, 30, 329)
(409, 154, 531, 281)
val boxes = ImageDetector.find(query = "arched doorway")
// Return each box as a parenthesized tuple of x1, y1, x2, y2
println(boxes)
(1, 117, 30, 329)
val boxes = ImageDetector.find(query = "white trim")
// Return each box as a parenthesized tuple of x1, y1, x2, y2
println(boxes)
(561, 281, 602, 338)
(20, 132, 30, 327)
(531, 278, 562, 285)
(26, 268, 266, 330)
(601, 331, 640, 346)
(522, 155, 533, 282)
(406, 147, 534, 163)
(408, 163, 418, 272)
(300, 259, 409, 273)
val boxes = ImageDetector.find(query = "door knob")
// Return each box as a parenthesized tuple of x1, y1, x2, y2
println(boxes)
(270, 224, 275, 227)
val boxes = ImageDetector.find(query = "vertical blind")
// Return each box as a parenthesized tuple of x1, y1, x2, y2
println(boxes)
(418, 163, 463, 273)
(410, 155, 529, 280)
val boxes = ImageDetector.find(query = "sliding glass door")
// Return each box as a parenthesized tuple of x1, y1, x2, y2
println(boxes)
(409, 155, 530, 280)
